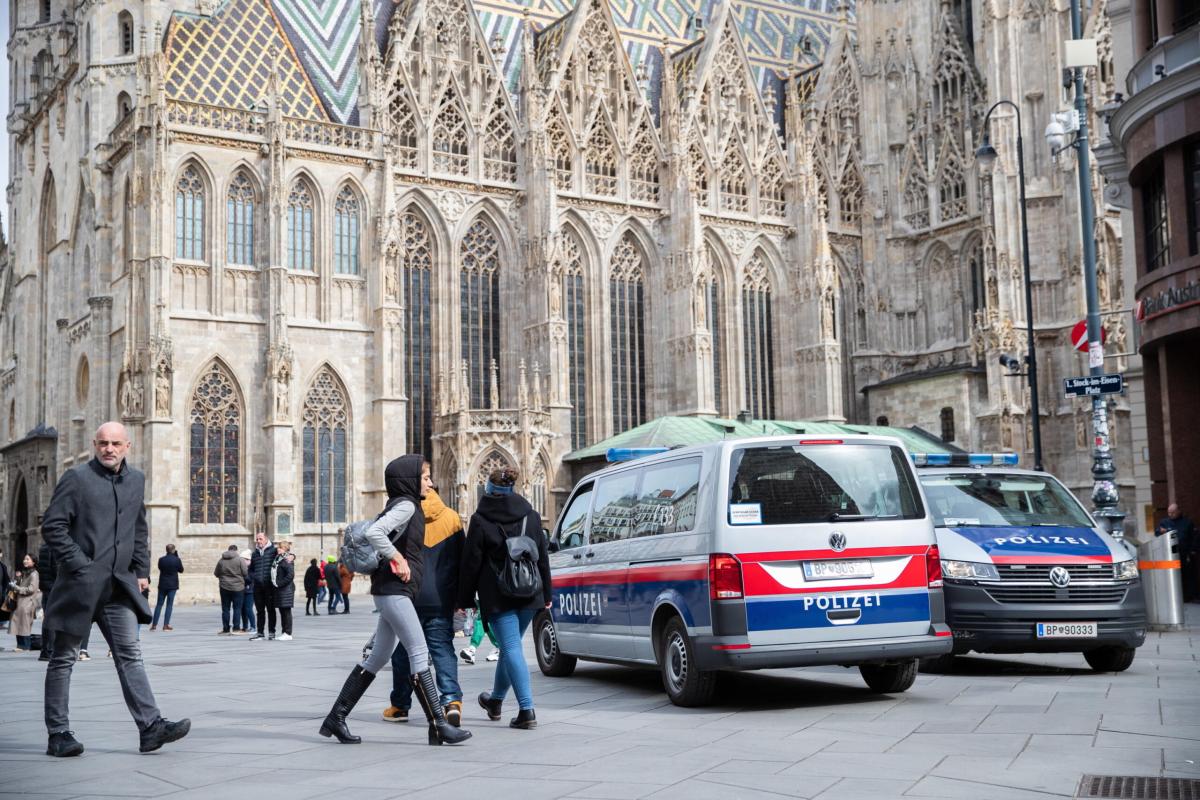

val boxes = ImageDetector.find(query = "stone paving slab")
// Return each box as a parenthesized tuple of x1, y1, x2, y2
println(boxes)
(1, 603, 1197, 799)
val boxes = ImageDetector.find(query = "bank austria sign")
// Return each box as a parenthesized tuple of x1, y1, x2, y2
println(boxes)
(1136, 277, 1200, 322)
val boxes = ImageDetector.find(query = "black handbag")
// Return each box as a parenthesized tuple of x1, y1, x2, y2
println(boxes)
(0, 588, 16, 614)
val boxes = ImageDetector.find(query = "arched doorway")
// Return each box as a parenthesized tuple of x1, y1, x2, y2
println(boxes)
(10, 476, 28, 562)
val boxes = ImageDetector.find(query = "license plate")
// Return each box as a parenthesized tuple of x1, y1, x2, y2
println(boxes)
(1036, 622, 1098, 638)
(803, 559, 873, 581)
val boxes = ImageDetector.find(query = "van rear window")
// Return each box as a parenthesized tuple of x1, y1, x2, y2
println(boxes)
(727, 444, 924, 525)
(920, 473, 1093, 528)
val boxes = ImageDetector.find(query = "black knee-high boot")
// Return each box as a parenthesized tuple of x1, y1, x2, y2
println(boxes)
(319, 665, 375, 743)
(411, 670, 471, 745)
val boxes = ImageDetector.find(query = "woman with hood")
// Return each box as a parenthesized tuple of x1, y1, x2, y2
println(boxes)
(318, 455, 471, 746)
(458, 466, 552, 730)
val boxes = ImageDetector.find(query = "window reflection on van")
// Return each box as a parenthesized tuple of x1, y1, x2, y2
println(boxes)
(633, 458, 701, 537)
(591, 472, 640, 544)
(557, 484, 593, 549)
(728, 444, 924, 525)
(921, 474, 1093, 527)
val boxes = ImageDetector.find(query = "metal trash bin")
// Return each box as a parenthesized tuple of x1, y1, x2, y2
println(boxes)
(1138, 531, 1184, 631)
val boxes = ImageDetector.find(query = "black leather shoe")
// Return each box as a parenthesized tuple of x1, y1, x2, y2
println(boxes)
(478, 692, 503, 721)
(509, 709, 537, 730)
(47, 731, 85, 757)
(139, 718, 191, 752)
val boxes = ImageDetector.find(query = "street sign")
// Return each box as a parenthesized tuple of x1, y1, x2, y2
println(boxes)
(1063, 374, 1124, 397)
(1071, 320, 1106, 353)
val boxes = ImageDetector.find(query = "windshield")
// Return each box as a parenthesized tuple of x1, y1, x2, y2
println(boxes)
(920, 472, 1094, 527)
(727, 444, 924, 525)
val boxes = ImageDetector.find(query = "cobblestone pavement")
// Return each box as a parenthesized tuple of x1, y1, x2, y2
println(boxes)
(1, 603, 1196, 800)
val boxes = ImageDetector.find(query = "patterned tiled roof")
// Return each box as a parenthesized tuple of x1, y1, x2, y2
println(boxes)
(164, 0, 327, 120)
(165, 0, 848, 125)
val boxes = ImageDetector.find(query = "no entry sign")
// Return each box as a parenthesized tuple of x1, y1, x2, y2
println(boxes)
(1071, 320, 1106, 353)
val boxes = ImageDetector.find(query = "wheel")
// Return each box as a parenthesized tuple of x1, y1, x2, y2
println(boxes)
(918, 653, 958, 674)
(1084, 645, 1136, 672)
(534, 612, 577, 677)
(659, 617, 717, 707)
(859, 659, 919, 693)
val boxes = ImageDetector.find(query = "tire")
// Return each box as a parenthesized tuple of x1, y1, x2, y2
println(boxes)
(534, 612, 576, 677)
(859, 659, 919, 693)
(1084, 645, 1136, 673)
(659, 617, 717, 707)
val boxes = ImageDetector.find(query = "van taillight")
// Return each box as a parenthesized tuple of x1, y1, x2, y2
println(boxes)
(709, 554, 743, 600)
(926, 545, 943, 589)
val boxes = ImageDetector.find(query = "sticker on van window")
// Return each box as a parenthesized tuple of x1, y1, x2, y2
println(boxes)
(943, 517, 981, 526)
(729, 503, 762, 525)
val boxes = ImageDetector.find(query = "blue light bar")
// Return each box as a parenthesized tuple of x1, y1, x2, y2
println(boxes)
(606, 447, 669, 463)
(911, 453, 1019, 467)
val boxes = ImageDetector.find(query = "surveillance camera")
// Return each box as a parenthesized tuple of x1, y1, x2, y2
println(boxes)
(999, 354, 1021, 371)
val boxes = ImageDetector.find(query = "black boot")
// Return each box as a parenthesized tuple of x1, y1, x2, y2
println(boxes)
(412, 671, 471, 745)
(319, 665, 375, 744)
(478, 691, 503, 721)
(509, 708, 537, 730)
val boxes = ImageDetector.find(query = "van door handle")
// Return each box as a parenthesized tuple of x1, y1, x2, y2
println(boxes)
(572, 553, 582, 560)
(585, 552, 596, 558)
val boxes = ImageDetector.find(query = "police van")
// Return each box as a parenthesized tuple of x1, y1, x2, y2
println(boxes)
(913, 453, 1146, 672)
(534, 434, 953, 706)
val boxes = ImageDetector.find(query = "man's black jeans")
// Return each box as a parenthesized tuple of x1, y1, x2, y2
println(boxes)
(254, 586, 277, 635)
(219, 588, 240, 632)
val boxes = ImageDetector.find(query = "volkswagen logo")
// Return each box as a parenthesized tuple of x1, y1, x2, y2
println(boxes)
(829, 531, 847, 552)
(1049, 566, 1071, 588)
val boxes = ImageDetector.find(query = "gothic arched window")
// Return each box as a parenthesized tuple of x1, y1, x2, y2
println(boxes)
(562, 230, 588, 450)
(629, 121, 659, 203)
(938, 151, 968, 222)
(189, 362, 241, 524)
(226, 172, 256, 266)
(940, 406, 955, 443)
(719, 143, 749, 213)
(461, 218, 501, 408)
(483, 94, 517, 183)
(742, 252, 776, 419)
(333, 186, 360, 275)
(966, 238, 986, 319)
(706, 248, 725, 417)
(118, 11, 134, 55)
(760, 156, 786, 217)
(689, 136, 711, 207)
(474, 449, 514, 502)
(389, 88, 419, 168)
(287, 179, 315, 271)
(902, 155, 929, 229)
(174, 165, 206, 261)
(301, 368, 350, 523)
(401, 210, 434, 459)
(530, 459, 548, 518)
(610, 232, 647, 432)
(548, 108, 574, 191)
(432, 88, 469, 176)
(839, 165, 863, 228)
(585, 121, 618, 196)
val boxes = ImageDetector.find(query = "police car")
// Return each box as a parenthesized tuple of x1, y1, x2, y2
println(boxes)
(913, 453, 1146, 672)
(535, 434, 953, 706)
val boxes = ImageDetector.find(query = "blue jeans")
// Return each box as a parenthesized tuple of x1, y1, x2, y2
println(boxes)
(240, 589, 256, 631)
(219, 588, 240, 632)
(328, 587, 343, 612)
(490, 608, 536, 711)
(152, 589, 177, 627)
(389, 612, 461, 708)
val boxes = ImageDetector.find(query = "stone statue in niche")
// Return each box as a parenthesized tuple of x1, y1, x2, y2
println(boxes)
(694, 279, 708, 329)
(154, 368, 171, 417)
(253, 481, 266, 536)
(274, 362, 291, 419)
(548, 273, 562, 318)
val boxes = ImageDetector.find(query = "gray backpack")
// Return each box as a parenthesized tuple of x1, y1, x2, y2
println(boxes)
(340, 519, 383, 575)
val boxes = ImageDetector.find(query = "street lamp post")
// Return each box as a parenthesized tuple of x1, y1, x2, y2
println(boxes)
(976, 100, 1044, 472)
(1059, 0, 1124, 536)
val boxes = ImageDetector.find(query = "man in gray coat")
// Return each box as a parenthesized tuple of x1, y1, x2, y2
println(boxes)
(41, 422, 190, 757)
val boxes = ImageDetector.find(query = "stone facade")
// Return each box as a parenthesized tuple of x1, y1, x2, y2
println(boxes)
(2, 0, 1148, 598)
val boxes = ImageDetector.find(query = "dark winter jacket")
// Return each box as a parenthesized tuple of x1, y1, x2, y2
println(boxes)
(272, 554, 295, 608)
(413, 490, 464, 615)
(303, 563, 322, 596)
(458, 491, 551, 618)
(37, 540, 57, 596)
(157, 553, 184, 592)
(213, 550, 248, 592)
(250, 542, 277, 590)
(369, 455, 426, 598)
(41, 458, 153, 637)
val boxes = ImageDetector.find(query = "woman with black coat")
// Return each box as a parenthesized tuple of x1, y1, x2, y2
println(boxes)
(150, 544, 184, 631)
(304, 559, 322, 616)
(272, 539, 296, 640)
(318, 455, 470, 746)
(457, 466, 552, 730)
